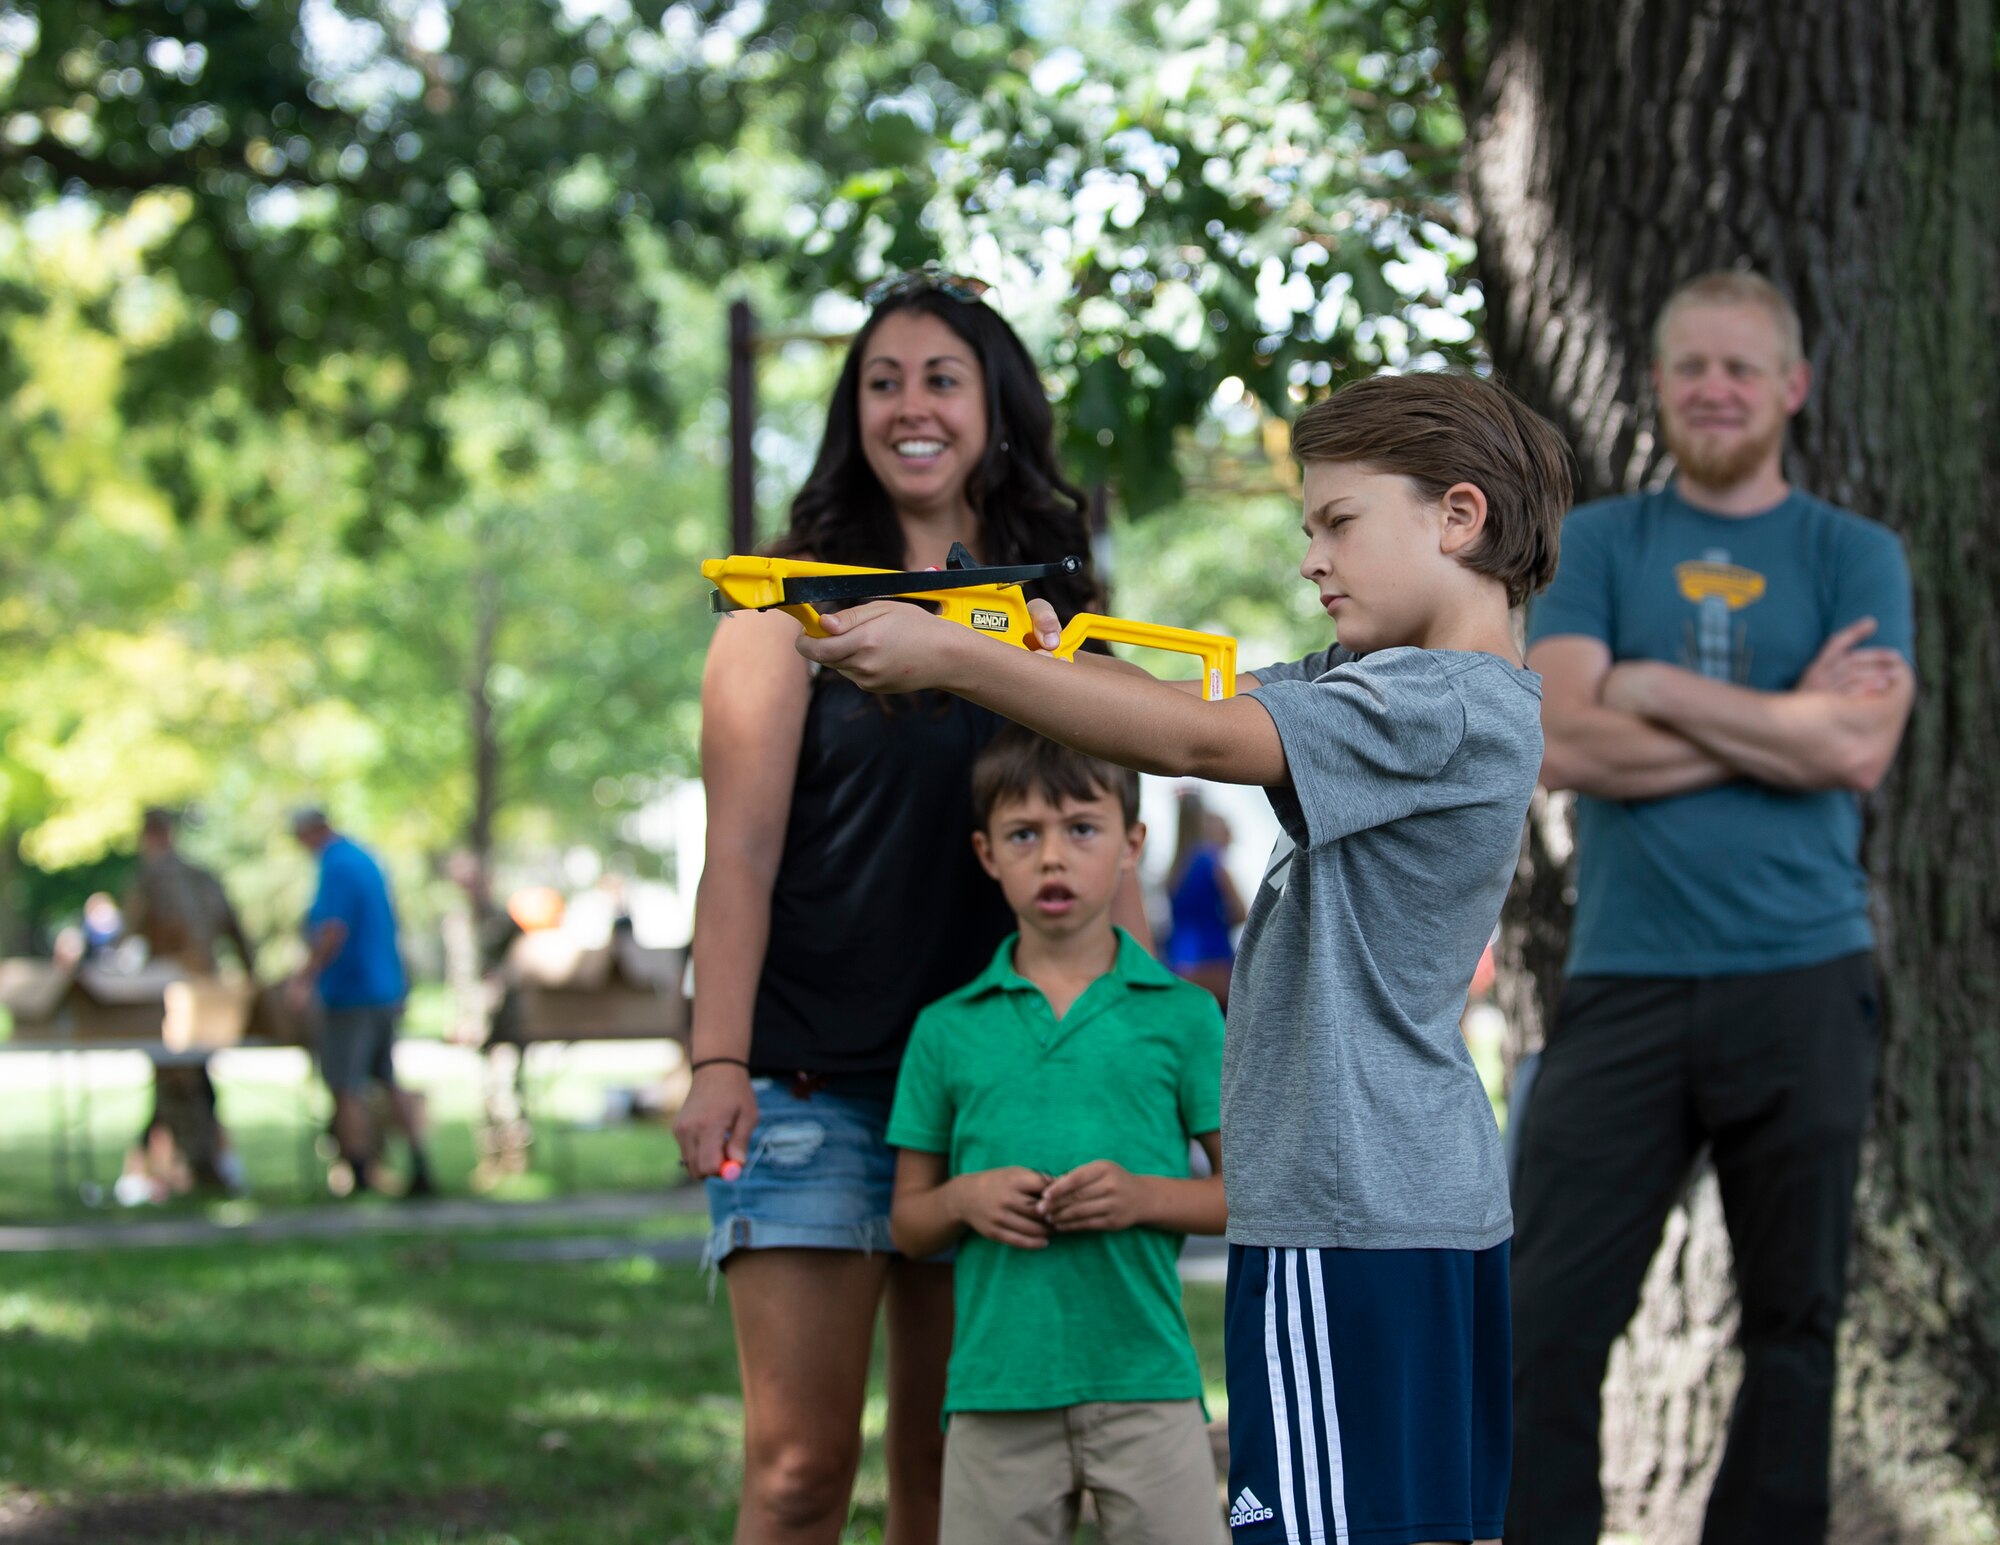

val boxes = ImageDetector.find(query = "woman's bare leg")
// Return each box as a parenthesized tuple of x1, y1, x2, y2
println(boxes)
(727, 1248, 892, 1544)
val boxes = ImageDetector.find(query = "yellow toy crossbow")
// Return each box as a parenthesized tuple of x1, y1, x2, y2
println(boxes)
(703, 544, 1237, 700)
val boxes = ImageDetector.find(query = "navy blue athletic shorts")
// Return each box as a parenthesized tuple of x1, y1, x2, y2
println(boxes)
(1223, 1242, 1510, 1545)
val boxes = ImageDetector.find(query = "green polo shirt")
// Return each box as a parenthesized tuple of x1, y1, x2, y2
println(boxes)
(887, 928, 1224, 1415)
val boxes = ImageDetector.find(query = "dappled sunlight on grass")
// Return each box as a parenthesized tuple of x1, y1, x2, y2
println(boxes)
(0, 1288, 100, 1341)
(516, 1383, 679, 1425)
(0, 1237, 755, 1539)
(0, 1235, 1229, 1542)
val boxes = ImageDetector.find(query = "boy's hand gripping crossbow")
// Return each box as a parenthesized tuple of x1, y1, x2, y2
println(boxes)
(703, 544, 1237, 700)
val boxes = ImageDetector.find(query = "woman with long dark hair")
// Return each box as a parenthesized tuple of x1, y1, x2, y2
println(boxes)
(674, 271, 1113, 1544)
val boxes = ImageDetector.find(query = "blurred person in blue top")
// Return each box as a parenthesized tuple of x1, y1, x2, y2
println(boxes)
(1162, 790, 1245, 1008)
(1511, 272, 1917, 1545)
(287, 807, 435, 1198)
(81, 892, 125, 959)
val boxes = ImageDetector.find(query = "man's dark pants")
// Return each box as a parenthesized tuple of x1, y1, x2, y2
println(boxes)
(1507, 952, 1878, 1545)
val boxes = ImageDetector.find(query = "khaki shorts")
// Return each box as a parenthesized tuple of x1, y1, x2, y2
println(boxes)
(941, 1398, 1225, 1545)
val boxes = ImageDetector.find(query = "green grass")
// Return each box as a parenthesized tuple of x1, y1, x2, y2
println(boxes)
(0, 1014, 1234, 1541)
(0, 1230, 1230, 1544)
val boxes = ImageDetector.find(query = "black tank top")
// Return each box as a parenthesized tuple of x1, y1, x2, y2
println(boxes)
(750, 668, 1017, 1095)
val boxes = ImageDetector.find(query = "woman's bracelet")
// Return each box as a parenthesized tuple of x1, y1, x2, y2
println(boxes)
(689, 1055, 751, 1074)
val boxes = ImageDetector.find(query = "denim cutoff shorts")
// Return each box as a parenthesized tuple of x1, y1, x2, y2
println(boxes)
(703, 1077, 903, 1273)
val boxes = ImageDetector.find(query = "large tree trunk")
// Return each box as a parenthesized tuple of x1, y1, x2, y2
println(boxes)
(1463, 0, 2000, 1537)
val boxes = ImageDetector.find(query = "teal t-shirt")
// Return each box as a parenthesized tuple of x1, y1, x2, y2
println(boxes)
(1527, 484, 1914, 976)
(886, 929, 1224, 1415)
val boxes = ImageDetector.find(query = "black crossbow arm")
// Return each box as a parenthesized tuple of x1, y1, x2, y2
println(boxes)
(712, 551, 1084, 612)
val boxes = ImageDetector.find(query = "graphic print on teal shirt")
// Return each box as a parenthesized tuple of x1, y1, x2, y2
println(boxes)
(1527, 484, 1914, 977)
(1675, 550, 1767, 682)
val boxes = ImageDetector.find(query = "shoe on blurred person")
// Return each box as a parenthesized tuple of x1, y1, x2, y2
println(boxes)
(114, 1172, 159, 1207)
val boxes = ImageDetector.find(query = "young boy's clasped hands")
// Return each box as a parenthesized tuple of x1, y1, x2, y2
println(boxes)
(951, 1158, 1164, 1250)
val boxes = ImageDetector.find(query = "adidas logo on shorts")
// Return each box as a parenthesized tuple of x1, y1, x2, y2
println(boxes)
(1229, 1487, 1275, 1527)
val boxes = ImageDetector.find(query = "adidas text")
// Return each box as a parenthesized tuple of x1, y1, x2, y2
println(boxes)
(1229, 1488, 1275, 1527)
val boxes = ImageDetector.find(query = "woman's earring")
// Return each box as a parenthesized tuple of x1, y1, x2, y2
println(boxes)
(998, 439, 1011, 452)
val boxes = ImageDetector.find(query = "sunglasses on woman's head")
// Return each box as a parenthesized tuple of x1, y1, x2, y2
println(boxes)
(863, 263, 993, 308)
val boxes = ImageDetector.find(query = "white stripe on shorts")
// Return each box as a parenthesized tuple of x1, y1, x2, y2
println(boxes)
(1304, 1249, 1351, 1545)
(1262, 1248, 1301, 1545)
(1283, 1249, 1327, 1545)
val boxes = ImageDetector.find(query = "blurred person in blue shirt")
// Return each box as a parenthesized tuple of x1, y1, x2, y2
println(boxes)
(287, 808, 435, 1197)
(1161, 790, 1246, 1009)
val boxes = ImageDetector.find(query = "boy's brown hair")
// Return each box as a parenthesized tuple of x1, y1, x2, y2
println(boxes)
(972, 726, 1141, 833)
(1289, 372, 1572, 607)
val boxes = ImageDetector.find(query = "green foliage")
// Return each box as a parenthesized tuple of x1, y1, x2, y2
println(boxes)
(5, 0, 1475, 523)
(4, 0, 1090, 550)
(1112, 491, 1331, 669)
(0, 198, 744, 896)
(4, 0, 1039, 532)
(853, 0, 1483, 510)
(0, 0, 1477, 888)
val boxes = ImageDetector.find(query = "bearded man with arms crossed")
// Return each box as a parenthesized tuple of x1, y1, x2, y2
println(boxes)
(1508, 271, 1917, 1545)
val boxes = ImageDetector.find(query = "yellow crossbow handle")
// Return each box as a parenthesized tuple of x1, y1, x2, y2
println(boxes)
(702, 548, 1237, 701)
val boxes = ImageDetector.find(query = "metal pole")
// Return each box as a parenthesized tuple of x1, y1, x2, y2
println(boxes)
(1088, 483, 1114, 599)
(729, 299, 757, 554)
(52, 1048, 70, 1203)
(78, 1052, 94, 1196)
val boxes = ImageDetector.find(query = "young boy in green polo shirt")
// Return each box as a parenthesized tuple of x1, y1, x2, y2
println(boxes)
(888, 726, 1228, 1545)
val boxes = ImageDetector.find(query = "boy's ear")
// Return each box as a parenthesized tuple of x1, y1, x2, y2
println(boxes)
(1437, 481, 1490, 557)
(1122, 820, 1146, 869)
(971, 829, 1000, 880)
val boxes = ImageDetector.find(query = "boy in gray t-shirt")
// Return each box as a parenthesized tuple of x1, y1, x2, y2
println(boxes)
(798, 371, 1572, 1545)
(1227, 640, 1541, 1252)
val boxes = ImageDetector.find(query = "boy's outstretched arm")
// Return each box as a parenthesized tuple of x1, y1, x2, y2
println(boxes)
(797, 603, 1287, 786)
(891, 1148, 1052, 1256)
(1040, 1133, 1227, 1237)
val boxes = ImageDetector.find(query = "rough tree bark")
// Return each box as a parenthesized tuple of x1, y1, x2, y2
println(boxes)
(1462, 0, 2000, 1537)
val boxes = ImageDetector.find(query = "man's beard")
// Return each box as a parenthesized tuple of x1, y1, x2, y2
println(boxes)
(1663, 416, 1785, 490)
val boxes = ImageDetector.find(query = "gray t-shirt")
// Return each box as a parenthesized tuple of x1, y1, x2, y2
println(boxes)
(1222, 644, 1542, 1250)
